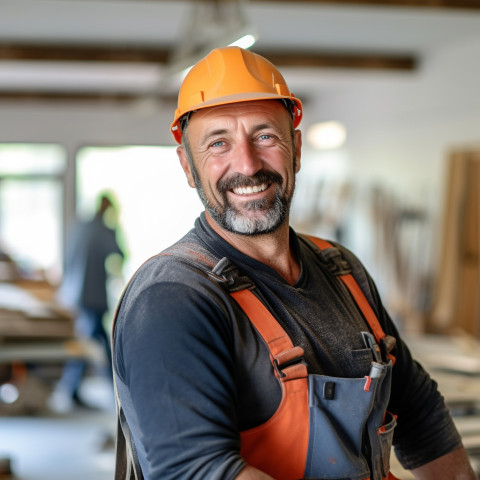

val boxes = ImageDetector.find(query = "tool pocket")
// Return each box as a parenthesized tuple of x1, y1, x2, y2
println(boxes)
(365, 361, 395, 480)
(374, 411, 397, 478)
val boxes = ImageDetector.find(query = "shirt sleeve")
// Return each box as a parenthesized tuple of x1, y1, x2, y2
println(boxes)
(354, 262, 463, 470)
(114, 279, 247, 480)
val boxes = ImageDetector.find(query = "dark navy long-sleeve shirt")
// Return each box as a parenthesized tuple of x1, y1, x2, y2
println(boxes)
(113, 213, 461, 479)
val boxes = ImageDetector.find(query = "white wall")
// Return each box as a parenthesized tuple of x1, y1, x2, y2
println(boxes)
(301, 32, 480, 208)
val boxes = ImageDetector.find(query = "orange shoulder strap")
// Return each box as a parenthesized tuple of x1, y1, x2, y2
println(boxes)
(231, 287, 309, 480)
(230, 289, 294, 357)
(305, 235, 395, 363)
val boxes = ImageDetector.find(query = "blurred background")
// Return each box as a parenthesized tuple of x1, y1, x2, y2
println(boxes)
(0, 0, 480, 478)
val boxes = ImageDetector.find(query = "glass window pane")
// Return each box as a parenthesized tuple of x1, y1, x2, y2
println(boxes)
(76, 145, 204, 278)
(0, 179, 63, 279)
(0, 144, 66, 175)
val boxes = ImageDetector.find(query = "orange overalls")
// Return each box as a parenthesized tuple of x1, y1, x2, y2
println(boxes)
(114, 236, 401, 480)
(233, 237, 400, 480)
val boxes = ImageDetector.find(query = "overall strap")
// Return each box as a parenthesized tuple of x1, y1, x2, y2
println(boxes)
(111, 240, 305, 480)
(230, 289, 306, 380)
(112, 292, 144, 480)
(303, 235, 396, 364)
(162, 242, 307, 376)
(167, 242, 308, 477)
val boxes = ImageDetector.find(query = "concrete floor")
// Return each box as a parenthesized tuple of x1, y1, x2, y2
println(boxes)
(0, 376, 116, 480)
(0, 411, 116, 480)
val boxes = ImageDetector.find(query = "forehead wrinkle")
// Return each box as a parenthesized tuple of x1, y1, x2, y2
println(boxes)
(252, 122, 272, 132)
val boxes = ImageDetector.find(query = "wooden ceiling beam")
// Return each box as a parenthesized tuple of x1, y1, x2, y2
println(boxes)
(0, 44, 171, 63)
(0, 43, 416, 71)
(0, 91, 179, 104)
(136, 0, 480, 9)
(0, 92, 140, 102)
(255, 49, 416, 70)
(245, 0, 480, 9)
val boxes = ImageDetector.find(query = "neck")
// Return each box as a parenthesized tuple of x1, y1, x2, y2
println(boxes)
(205, 212, 300, 285)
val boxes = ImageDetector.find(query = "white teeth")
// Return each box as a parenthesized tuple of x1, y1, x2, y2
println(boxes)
(232, 183, 268, 195)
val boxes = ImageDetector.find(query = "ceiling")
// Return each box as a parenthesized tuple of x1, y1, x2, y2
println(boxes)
(1, 0, 480, 104)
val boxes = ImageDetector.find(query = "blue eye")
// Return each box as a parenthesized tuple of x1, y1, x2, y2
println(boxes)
(257, 134, 276, 144)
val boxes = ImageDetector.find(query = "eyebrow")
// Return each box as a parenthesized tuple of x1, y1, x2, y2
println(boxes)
(200, 123, 279, 145)
(200, 128, 229, 146)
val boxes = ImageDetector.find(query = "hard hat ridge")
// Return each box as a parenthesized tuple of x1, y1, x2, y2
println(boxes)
(171, 46, 302, 144)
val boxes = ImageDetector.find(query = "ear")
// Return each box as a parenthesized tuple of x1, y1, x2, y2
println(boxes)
(177, 146, 197, 189)
(294, 129, 302, 173)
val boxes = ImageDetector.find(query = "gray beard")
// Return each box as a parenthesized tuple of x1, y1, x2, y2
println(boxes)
(209, 188, 289, 236)
(192, 169, 292, 236)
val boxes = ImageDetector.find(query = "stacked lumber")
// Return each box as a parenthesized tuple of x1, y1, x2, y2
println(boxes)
(429, 150, 480, 337)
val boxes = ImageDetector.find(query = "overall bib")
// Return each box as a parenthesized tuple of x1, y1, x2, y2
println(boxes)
(234, 289, 397, 480)
(235, 237, 399, 480)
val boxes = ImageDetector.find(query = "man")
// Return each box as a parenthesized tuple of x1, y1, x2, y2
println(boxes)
(113, 47, 475, 479)
(53, 192, 124, 411)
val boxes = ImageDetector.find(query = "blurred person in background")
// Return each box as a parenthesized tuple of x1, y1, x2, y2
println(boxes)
(50, 191, 124, 412)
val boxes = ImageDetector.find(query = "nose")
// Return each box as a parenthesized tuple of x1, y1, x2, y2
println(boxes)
(230, 139, 263, 176)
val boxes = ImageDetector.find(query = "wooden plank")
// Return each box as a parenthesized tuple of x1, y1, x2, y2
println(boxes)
(428, 150, 480, 337)
(456, 155, 480, 336)
(428, 152, 467, 332)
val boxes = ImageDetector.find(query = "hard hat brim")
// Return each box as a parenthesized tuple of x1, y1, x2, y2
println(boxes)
(171, 93, 302, 144)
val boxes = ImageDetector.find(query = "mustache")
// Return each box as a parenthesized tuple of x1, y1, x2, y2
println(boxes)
(217, 170, 283, 194)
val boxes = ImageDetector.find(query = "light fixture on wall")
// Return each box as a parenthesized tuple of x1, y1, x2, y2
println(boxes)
(306, 121, 347, 150)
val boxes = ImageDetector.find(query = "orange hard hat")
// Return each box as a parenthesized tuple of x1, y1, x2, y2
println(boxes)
(170, 46, 303, 144)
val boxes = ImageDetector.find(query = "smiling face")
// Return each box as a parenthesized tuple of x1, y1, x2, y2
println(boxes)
(177, 100, 302, 236)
